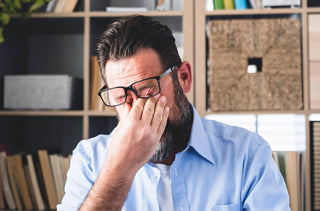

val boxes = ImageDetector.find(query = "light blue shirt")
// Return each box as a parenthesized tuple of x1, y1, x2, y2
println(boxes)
(58, 106, 290, 210)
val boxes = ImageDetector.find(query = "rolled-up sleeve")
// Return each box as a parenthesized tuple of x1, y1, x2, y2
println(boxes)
(241, 136, 291, 211)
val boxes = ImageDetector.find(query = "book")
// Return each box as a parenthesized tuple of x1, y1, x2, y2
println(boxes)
(234, 0, 248, 9)
(62, 154, 72, 183)
(26, 154, 46, 210)
(223, 0, 234, 9)
(286, 151, 299, 211)
(206, 0, 214, 10)
(273, 151, 304, 211)
(24, 163, 37, 209)
(248, 0, 258, 8)
(6, 154, 34, 210)
(105, 7, 148, 12)
(54, 0, 66, 12)
(213, 0, 224, 9)
(90, 56, 104, 111)
(249, 0, 262, 8)
(33, 153, 50, 209)
(49, 154, 65, 203)
(6, 155, 22, 210)
(0, 172, 5, 209)
(156, 0, 172, 10)
(38, 150, 58, 210)
(46, 0, 58, 12)
(0, 152, 16, 209)
(63, 0, 78, 12)
(90, 56, 115, 113)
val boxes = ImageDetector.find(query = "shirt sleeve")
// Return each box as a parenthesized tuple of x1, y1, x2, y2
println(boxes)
(241, 135, 291, 211)
(57, 141, 95, 211)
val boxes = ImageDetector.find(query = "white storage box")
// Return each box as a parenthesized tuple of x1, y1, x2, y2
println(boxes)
(4, 75, 83, 110)
(262, 0, 300, 7)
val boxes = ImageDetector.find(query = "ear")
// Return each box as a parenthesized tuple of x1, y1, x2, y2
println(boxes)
(176, 61, 192, 94)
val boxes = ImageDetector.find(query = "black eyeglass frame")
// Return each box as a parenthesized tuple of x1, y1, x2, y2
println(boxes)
(98, 66, 175, 107)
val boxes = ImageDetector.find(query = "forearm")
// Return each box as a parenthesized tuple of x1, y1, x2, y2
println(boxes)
(80, 97, 168, 210)
(79, 158, 136, 210)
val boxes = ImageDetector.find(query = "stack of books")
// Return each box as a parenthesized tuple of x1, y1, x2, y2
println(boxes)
(206, 0, 300, 10)
(0, 149, 71, 210)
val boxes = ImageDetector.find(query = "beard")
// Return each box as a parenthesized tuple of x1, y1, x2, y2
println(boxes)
(149, 80, 193, 163)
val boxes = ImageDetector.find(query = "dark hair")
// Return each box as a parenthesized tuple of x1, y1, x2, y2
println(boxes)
(96, 15, 182, 82)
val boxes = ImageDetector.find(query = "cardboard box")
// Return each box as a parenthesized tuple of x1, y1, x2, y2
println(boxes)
(4, 75, 83, 110)
(309, 14, 320, 61)
(310, 62, 320, 110)
(208, 18, 303, 111)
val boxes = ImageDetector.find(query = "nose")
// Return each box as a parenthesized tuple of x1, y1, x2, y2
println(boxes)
(125, 90, 139, 105)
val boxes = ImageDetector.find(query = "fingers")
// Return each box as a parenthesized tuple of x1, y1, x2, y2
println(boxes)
(141, 97, 157, 124)
(129, 96, 168, 132)
(129, 98, 146, 120)
(157, 106, 169, 135)
(150, 96, 167, 128)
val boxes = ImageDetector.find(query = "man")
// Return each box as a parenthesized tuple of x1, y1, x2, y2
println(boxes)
(58, 15, 290, 210)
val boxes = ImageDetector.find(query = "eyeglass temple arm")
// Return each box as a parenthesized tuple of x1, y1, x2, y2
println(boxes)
(160, 66, 175, 78)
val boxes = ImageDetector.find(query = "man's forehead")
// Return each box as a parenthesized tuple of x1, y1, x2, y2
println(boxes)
(105, 59, 162, 87)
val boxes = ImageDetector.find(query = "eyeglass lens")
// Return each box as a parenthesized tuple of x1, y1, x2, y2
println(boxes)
(101, 77, 160, 106)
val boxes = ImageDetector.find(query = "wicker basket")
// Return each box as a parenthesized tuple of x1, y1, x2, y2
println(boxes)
(208, 18, 303, 111)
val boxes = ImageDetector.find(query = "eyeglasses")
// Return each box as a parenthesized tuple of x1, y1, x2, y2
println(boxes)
(98, 66, 175, 107)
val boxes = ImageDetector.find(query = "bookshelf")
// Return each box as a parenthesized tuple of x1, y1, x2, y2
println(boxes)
(0, 0, 193, 209)
(0, 0, 194, 151)
(0, 0, 319, 210)
(194, 0, 320, 210)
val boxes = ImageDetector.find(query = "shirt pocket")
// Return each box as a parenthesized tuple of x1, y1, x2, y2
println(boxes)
(211, 201, 241, 211)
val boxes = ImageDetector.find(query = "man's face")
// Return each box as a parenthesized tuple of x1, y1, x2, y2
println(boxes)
(105, 48, 192, 162)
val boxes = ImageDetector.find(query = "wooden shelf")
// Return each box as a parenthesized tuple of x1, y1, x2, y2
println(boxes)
(205, 8, 304, 15)
(205, 110, 307, 115)
(26, 10, 184, 18)
(30, 12, 86, 18)
(0, 110, 85, 116)
(88, 110, 117, 116)
(88, 10, 183, 17)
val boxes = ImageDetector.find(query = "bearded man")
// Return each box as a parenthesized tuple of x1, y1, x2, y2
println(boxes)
(58, 15, 290, 211)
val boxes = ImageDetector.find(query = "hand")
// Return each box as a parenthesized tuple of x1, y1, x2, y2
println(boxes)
(106, 96, 169, 176)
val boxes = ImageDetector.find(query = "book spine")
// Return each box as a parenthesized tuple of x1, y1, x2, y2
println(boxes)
(213, 0, 224, 9)
(0, 152, 16, 209)
(234, 0, 248, 9)
(223, 0, 234, 9)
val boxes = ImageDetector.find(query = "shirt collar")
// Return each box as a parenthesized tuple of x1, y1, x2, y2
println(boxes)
(187, 104, 216, 165)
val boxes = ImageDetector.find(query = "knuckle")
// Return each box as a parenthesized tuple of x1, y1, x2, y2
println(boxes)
(145, 105, 154, 113)
(135, 104, 144, 111)
(154, 112, 162, 121)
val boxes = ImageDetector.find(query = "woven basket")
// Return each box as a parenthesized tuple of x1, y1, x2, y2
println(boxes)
(208, 18, 303, 111)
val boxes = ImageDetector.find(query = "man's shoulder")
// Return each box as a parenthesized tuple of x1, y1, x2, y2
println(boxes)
(200, 117, 267, 149)
(73, 134, 111, 156)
